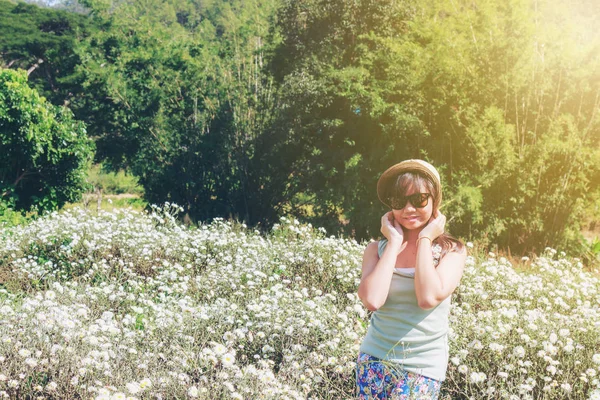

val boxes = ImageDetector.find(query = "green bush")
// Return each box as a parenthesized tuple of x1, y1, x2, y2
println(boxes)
(0, 68, 94, 214)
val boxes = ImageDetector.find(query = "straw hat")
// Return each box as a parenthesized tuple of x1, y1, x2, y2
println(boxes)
(377, 159, 442, 209)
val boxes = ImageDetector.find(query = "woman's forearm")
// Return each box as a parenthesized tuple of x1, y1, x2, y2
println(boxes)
(358, 242, 402, 311)
(414, 238, 444, 309)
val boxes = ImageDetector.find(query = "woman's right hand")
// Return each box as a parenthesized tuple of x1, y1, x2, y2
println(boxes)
(380, 212, 406, 253)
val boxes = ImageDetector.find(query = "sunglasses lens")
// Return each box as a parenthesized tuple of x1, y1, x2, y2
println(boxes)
(389, 193, 430, 209)
(389, 198, 404, 209)
(410, 193, 429, 208)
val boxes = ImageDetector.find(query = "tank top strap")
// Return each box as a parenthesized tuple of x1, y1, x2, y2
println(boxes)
(377, 238, 388, 258)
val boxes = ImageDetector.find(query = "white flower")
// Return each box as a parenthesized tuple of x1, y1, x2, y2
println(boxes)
(469, 340, 483, 350)
(469, 372, 486, 384)
(18, 349, 31, 358)
(213, 343, 227, 355)
(589, 389, 600, 400)
(188, 386, 199, 398)
(559, 329, 570, 337)
(458, 365, 468, 374)
(561, 383, 572, 392)
(139, 378, 152, 389)
(489, 343, 504, 353)
(25, 358, 38, 368)
(222, 352, 235, 367)
(563, 344, 574, 353)
(513, 346, 526, 358)
(593, 354, 600, 364)
(126, 382, 140, 394)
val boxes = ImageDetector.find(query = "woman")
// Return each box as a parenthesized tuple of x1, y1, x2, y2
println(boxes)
(356, 159, 466, 399)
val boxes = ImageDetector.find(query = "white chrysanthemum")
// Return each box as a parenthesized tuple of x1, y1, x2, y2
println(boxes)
(222, 352, 236, 367)
(489, 343, 504, 353)
(126, 382, 140, 394)
(213, 343, 227, 355)
(18, 349, 31, 358)
(25, 358, 38, 368)
(563, 344, 574, 353)
(589, 389, 600, 400)
(513, 346, 525, 358)
(593, 354, 600, 364)
(188, 386, 199, 398)
(559, 329, 570, 337)
(469, 372, 486, 384)
(139, 378, 152, 389)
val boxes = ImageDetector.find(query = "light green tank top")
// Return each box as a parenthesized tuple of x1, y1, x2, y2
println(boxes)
(358, 238, 450, 381)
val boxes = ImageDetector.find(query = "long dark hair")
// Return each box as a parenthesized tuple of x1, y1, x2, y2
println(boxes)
(385, 171, 464, 258)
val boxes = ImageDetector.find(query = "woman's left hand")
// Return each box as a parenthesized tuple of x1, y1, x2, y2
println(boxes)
(419, 210, 446, 240)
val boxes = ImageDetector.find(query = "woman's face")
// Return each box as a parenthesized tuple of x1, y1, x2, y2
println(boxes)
(390, 182, 434, 231)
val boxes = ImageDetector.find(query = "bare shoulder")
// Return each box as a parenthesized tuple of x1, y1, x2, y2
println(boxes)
(363, 241, 380, 260)
(450, 244, 467, 256)
(439, 243, 467, 268)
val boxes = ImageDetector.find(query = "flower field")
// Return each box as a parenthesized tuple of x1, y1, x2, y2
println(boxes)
(0, 205, 599, 399)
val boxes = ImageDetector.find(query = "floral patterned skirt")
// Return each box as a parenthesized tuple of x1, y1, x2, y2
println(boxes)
(355, 352, 442, 400)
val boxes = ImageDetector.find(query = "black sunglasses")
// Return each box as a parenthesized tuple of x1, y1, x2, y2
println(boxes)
(389, 193, 431, 209)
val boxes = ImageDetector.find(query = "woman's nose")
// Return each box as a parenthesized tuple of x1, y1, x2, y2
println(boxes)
(403, 202, 417, 211)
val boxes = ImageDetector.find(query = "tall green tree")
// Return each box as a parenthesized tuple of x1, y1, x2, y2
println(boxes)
(75, 0, 295, 226)
(0, 69, 94, 213)
(273, 0, 600, 254)
(0, 0, 96, 108)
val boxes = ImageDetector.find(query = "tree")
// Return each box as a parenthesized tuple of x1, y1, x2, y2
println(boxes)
(272, 0, 600, 254)
(0, 0, 97, 109)
(75, 0, 294, 226)
(0, 68, 94, 213)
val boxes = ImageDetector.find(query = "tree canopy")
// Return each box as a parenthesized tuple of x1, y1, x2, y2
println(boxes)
(2, 0, 600, 256)
(0, 68, 94, 213)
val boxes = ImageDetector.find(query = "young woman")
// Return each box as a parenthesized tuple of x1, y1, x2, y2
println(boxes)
(356, 159, 467, 399)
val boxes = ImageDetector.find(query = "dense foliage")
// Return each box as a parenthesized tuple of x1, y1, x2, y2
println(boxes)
(72, 0, 301, 227)
(0, 206, 598, 398)
(0, 69, 94, 214)
(2, 0, 600, 256)
(0, 0, 96, 108)
(272, 0, 600, 254)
